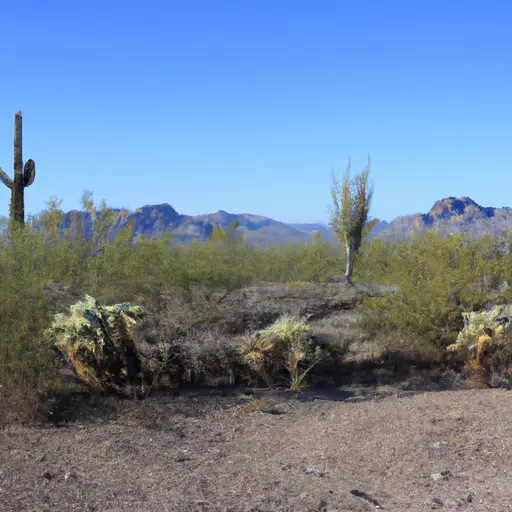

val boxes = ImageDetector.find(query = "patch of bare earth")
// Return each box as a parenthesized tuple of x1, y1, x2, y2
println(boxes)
(2, 385, 512, 511)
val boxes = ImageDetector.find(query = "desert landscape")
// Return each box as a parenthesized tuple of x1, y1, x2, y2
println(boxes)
(3, 3, 512, 511)
(4, 279, 512, 511)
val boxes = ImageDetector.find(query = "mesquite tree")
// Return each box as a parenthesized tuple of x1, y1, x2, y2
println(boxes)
(329, 155, 375, 285)
(0, 111, 36, 227)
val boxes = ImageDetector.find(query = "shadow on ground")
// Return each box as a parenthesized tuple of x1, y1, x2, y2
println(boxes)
(44, 354, 470, 427)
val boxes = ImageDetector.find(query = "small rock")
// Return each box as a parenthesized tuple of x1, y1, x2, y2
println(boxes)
(426, 497, 443, 509)
(303, 467, 325, 476)
(431, 470, 451, 481)
(64, 471, 77, 481)
(41, 471, 53, 480)
(39, 454, 47, 463)
(174, 455, 190, 462)
(316, 499, 328, 511)
(281, 463, 292, 471)
(431, 441, 441, 449)
(350, 490, 383, 509)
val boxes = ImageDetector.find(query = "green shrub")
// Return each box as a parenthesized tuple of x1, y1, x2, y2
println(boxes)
(0, 228, 62, 423)
(358, 231, 496, 351)
(15, 190, 512, 417)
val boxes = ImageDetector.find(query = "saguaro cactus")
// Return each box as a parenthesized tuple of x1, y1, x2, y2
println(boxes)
(0, 111, 36, 226)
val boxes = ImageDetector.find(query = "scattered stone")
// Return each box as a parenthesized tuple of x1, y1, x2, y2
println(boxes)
(431, 470, 451, 481)
(64, 471, 77, 481)
(41, 471, 53, 480)
(248, 505, 265, 512)
(431, 441, 441, 449)
(349, 489, 383, 508)
(316, 499, 328, 511)
(426, 497, 443, 509)
(175, 455, 191, 462)
(281, 463, 292, 471)
(303, 467, 325, 476)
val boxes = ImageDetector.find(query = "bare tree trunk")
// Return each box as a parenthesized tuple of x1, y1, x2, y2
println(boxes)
(345, 243, 355, 286)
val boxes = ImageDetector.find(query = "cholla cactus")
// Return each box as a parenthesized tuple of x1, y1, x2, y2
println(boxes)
(447, 306, 512, 354)
(447, 305, 512, 387)
(46, 295, 147, 394)
(244, 315, 326, 390)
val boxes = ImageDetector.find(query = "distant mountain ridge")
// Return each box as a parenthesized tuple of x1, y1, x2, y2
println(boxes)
(18, 196, 512, 245)
(378, 196, 512, 241)
(60, 204, 328, 245)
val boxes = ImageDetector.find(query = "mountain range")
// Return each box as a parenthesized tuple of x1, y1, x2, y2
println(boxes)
(52, 196, 512, 245)
(380, 196, 512, 241)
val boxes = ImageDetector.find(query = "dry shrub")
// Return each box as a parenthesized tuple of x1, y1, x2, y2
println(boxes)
(171, 332, 247, 387)
(142, 299, 249, 389)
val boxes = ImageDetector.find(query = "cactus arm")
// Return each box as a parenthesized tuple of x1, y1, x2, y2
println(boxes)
(0, 167, 13, 189)
(23, 159, 36, 187)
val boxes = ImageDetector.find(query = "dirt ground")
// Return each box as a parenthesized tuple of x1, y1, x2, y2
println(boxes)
(3, 380, 512, 512)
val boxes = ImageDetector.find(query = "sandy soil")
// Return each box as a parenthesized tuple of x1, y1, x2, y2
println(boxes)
(2, 383, 512, 512)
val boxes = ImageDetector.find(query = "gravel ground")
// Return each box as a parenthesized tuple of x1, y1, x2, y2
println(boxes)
(2, 384, 512, 512)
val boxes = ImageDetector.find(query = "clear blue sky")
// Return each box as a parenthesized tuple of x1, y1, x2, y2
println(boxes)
(1, 0, 511, 224)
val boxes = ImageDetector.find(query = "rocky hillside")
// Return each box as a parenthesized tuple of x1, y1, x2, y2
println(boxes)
(376, 196, 512, 241)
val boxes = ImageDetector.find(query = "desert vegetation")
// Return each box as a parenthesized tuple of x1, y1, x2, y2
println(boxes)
(3, 118, 512, 511)
(329, 154, 376, 285)
(2, 113, 512, 431)
(2, 186, 512, 424)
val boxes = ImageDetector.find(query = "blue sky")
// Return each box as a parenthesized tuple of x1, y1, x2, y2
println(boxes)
(1, 0, 511, 224)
